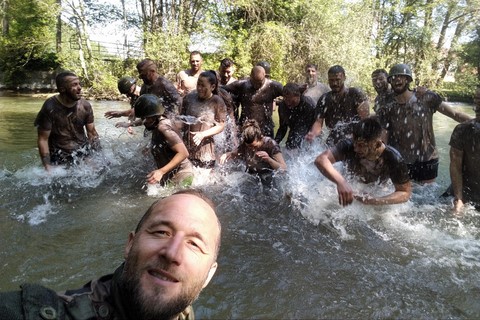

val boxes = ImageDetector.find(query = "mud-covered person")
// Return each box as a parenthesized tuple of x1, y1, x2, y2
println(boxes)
(449, 85, 480, 214)
(134, 94, 193, 187)
(306, 65, 370, 146)
(221, 119, 287, 186)
(34, 71, 100, 171)
(180, 70, 227, 170)
(137, 59, 182, 115)
(104, 76, 143, 132)
(224, 65, 283, 138)
(376, 63, 472, 184)
(275, 83, 316, 150)
(315, 117, 411, 206)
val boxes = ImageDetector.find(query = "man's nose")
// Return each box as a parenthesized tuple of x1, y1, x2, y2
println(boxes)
(163, 232, 185, 265)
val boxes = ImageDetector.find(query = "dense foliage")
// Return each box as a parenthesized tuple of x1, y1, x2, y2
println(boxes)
(0, 0, 479, 99)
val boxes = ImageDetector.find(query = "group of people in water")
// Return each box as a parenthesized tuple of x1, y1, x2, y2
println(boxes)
(34, 51, 480, 213)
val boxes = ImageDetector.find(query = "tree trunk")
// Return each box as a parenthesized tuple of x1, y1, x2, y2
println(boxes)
(56, 0, 62, 53)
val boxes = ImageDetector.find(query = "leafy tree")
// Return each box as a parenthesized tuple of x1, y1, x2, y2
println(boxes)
(0, 0, 59, 85)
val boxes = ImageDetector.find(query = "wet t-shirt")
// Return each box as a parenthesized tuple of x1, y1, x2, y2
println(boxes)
(303, 81, 330, 105)
(237, 137, 282, 174)
(377, 90, 442, 164)
(140, 76, 181, 115)
(176, 70, 199, 96)
(315, 87, 368, 144)
(151, 118, 193, 184)
(373, 90, 393, 114)
(224, 78, 283, 138)
(181, 92, 227, 163)
(449, 119, 480, 204)
(34, 96, 94, 154)
(332, 139, 410, 185)
(275, 95, 316, 149)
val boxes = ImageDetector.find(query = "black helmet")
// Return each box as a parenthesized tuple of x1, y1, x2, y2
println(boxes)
(117, 76, 136, 94)
(134, 94, 165, 118)
(388, 64, 413, 82)
(256, 61, 271, 76)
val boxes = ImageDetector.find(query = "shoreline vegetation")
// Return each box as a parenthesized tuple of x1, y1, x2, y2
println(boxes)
(0, 88, 474, 104)
(0, 88, 126, 101)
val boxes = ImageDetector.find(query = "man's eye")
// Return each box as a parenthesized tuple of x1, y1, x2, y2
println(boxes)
(153, 230, 169, 237)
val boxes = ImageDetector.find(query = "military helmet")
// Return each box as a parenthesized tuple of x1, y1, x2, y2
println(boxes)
(388, 64, 413, 82)
(117, 76, 136, 94)
(134, 94, 165, 118)
(256, 61, 271, 76)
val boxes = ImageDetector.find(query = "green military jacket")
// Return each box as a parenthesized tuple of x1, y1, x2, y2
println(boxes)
(0, 265, 194, 320)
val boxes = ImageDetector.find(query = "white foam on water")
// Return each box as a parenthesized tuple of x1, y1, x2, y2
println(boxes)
(16, 193, 57, 226)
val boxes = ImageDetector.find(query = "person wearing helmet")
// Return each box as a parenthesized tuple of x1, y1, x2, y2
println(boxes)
(104, 76, 142, 131)
(305, 65, 370, 146)
(134, 94, 193, 186)
(376, 63, 472, 184)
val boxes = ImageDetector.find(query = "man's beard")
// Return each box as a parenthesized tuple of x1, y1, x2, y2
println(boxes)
(392, 83, 409, 94)
(119, 253, 207, 320)
(306, 76, 316, 86)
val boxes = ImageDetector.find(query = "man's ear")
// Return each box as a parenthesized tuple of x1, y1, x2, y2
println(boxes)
(202, 262, 218, 289)
(376, 140, 383, 149)
(124, 231, 135, 259)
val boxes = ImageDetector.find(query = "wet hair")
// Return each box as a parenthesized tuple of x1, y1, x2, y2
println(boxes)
(372, 69, 388, 77)
(134, 188, 221, 258)
(190, 50, 202, 58)
(55, 72, 77, 90)
(199, 70, 219, 95)
(283, 82, 302, 96)
(352, 117, 382, 141)
(328, 65, 345, 76)
(305, 63, 318, 71)
(241, 119, 263, 144)
(220, 58, 235, 69)
(136, 59, 157, 72)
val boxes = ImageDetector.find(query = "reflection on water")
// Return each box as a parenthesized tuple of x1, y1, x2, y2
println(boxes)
(0, 96, 479, 318)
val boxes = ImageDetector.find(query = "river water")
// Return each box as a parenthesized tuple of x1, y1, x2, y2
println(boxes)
(0, 94, 479, 318)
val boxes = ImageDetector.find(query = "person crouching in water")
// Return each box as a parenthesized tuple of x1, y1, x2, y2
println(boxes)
(220, 119, 287, 187)
(134, 94, 194, 187)
(314, 117, 411, 206)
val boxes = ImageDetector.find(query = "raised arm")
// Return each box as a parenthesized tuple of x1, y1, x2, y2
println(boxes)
(438, 102, 473, 123)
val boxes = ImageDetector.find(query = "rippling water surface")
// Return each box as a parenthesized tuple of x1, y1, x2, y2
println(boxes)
(1, 94, 479, 318)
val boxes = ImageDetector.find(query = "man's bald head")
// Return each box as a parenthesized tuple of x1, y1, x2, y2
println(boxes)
(250, 66, 266, 90)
